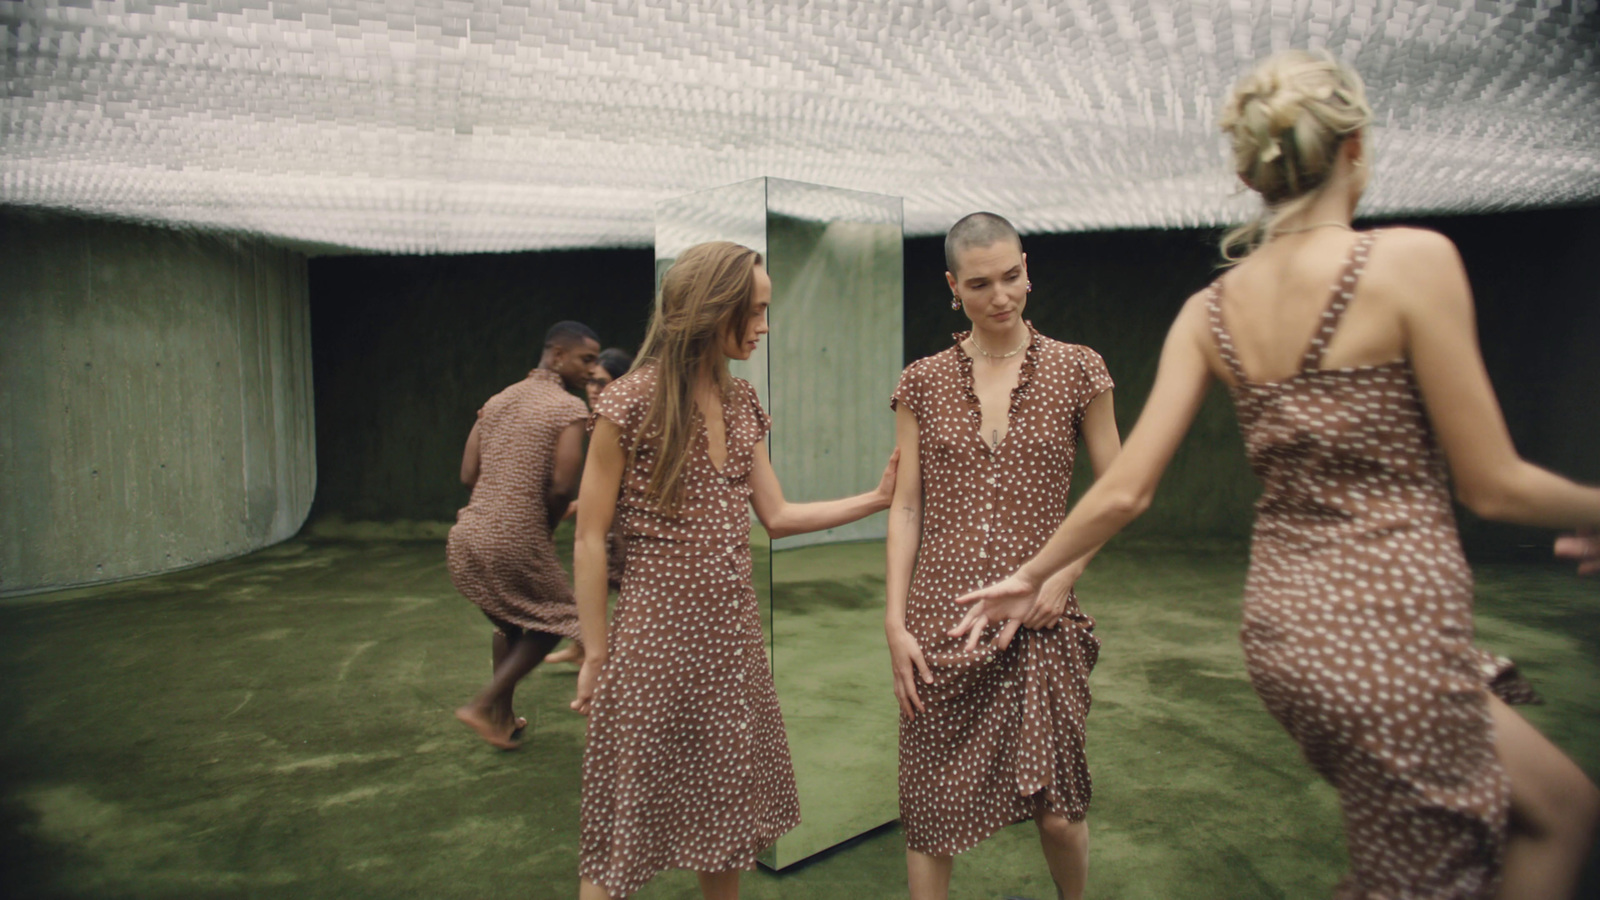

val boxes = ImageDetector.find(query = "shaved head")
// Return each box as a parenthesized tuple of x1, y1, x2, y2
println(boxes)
(945, 212, 1022, 276)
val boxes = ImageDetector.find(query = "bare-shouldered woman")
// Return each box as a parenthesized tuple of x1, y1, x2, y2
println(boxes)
(955, 51, 1600, 899)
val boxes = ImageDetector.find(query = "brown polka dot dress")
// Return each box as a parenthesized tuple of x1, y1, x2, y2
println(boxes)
(579, 366, 799, 898)
(1207, 231, 1537, 899)
(446, 369, 588, 638)
(892, 326, 1113, 856)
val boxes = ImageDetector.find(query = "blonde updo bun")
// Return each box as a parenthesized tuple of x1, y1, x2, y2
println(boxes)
(1220, 50, 1373, 262)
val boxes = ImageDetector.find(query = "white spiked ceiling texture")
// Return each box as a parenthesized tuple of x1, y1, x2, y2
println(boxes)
(2, 0, 1596, 254)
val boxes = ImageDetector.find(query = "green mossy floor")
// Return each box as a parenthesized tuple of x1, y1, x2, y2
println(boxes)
(3, 524, 1596, 899)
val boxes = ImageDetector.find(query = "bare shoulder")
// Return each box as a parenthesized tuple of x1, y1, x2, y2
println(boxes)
(1367, 227, 1472, 317)
(1369, 227, 1464, 277)
(1174, 285, 1218, 332)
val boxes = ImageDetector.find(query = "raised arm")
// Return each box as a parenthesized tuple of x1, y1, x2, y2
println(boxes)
(569, 417, 624, 716)
(1018, 388, 1124, 630)
(546, 421, 585, 530)
(459, 419, 483, 487)
(747, 440, 897, 540)
(884, 403, 933, 717)
(952, 296, 1216, 643)
(1396, 228, 1600, 535)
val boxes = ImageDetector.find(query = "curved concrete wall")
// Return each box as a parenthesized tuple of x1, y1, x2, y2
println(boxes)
(0, 209, 315, 596)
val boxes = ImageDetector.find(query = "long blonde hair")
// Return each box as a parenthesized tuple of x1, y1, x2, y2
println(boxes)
(633, 241, 762, 514)
(1219, 50, 1373, 263)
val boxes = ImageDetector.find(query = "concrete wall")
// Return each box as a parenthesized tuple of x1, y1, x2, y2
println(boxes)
(0, 208, 315, 596)
(308, 206, 1599, 561)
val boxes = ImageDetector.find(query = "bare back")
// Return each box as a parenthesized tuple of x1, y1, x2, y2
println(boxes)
(1202, 229, 1406, 387)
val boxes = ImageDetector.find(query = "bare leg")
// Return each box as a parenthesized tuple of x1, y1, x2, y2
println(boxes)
(907, 849, 953, 900)
(1490, 695, 1600, 900)
(1036, 812, 1089, 900)
(695, 870, 740, 900)
(456, 630, 560, 749)
(578, 877, 612, 900)
(489, 631, 527, 732)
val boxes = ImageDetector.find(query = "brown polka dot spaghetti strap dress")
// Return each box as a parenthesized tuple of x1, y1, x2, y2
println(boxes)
(892, 327, 1114, 856)
(1207, 231, 1537, 898)
(447, 369, 588, 638)
(579, 366, 799, 898)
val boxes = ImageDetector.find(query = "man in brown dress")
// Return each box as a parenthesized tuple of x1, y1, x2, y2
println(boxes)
(448, 320, 600, 749)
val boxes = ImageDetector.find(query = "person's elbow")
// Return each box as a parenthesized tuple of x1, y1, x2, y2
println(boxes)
(1455, 477, 1512, 522)
(1101, 484, 1153, 522)
(574, 528, 609, 560)
(757, 505, 796, 540)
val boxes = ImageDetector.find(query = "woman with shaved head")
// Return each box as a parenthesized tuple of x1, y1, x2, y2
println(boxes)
(955, 50, 1600, 899)
(885, 211, 1122, 899)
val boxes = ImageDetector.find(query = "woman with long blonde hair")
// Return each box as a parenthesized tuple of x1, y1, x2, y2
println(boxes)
(955, 51, 1599, 898)
(569, 241, 897, 900)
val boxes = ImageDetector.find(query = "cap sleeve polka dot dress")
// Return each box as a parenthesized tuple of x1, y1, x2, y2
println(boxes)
(1207, 231, 1537, 898)
(579, 366, 797, 898)
(446, 369, 588, 638)
(892, 326, 1113, 856)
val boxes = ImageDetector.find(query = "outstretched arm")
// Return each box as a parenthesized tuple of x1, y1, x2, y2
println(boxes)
(1396, 229, 1600, 537)
(747, 440, 898, 540)
(952, 296, 1216, 646)
(884, 404, 933, 717)
(1019, 388, 1124, 630)
(569, 417, 624, 716)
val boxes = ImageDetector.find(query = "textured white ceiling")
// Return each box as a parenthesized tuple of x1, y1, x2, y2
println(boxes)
(2, 0, 1596, 254)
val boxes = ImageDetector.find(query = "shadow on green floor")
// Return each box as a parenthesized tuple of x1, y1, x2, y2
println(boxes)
(1, 528, 1596, 899)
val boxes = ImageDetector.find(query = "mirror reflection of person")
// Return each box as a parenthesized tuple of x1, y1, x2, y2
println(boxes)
(548, 347, 637, 667)
(885, 212, 1122, 900)
(447, 321, 601, 749)
(569, 241, 898, 900)
(956, 50, 1600, 900)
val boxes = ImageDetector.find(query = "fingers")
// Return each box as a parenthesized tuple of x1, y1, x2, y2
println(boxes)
(948, 603, 984, 637)
(911, 646, 935, 685)
(893, 666, 924, 717)
(995, 617, 1024, 651)
(963, 614, 990, 653)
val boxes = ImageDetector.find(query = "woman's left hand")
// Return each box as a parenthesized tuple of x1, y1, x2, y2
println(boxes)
(949, 573, 1039, 652)
(1022, 564, 1082, 629)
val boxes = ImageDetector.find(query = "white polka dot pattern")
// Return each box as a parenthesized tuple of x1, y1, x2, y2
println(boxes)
(1207, 231, 1536, 898)
(446, 369, 588, 638)
(891, 327, 1112, 856)
(579, 366, 797, 898)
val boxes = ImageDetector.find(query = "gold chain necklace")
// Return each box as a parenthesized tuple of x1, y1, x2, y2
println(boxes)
(1275, 221, 1354, 235)
(970, 331, 1027, 360)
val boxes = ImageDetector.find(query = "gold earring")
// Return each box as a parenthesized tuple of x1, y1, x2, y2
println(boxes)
(1352, 156, 1366, 168)
(1026, 281, 1033, 293)
(951, 296, 962, 311)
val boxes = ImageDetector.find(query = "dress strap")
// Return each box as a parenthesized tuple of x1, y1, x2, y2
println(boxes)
(1300, 230, 1381, 372)
(1204, 281, 1249, 383)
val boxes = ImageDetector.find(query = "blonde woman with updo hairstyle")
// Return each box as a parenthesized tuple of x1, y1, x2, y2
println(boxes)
(952, 51, 1600, 899)
(569, 241, 897, 900)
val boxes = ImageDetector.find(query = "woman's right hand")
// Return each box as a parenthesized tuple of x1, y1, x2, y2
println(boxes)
(1555, 529, 1600, 575)
(571, 656, 603, 716)
(886, 624, 934, 718)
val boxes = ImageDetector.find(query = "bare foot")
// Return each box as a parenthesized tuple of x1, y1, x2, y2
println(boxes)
(545, 643, 583, 665)
(454, 705, 521, 750)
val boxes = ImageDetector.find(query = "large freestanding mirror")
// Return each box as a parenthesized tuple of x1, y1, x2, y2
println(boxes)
(656, 178, 904, 868)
